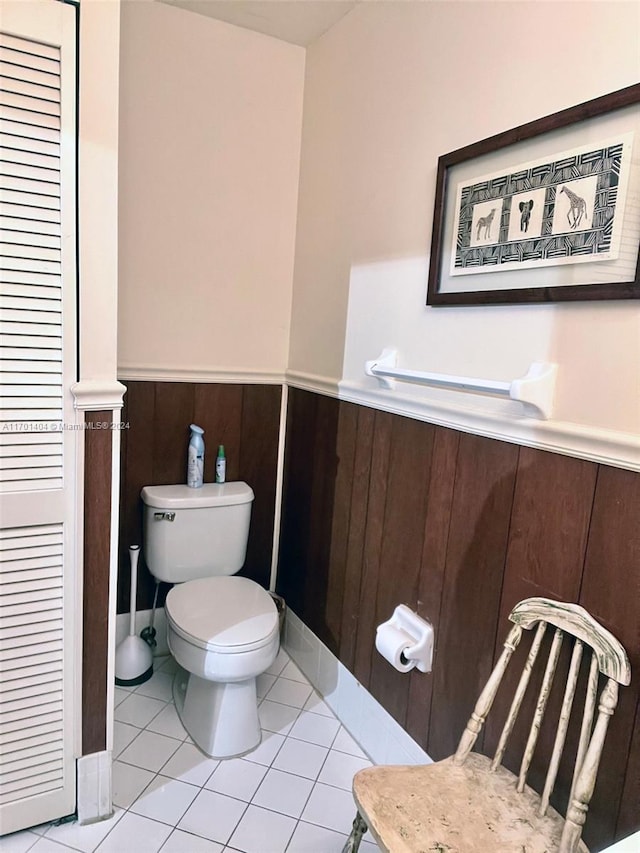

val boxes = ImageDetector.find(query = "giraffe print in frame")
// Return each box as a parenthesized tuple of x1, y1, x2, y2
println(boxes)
(559, 185, 588, 229)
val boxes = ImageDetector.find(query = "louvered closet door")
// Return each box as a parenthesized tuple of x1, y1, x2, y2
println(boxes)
(0, 1, 77, 835)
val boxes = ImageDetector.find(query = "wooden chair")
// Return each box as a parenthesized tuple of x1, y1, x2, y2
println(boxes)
(342, 597, 631, 853)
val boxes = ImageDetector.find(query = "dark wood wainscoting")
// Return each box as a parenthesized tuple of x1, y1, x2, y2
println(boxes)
(277, 388, 640, 851)
(82, 411, 113, 755)
(118, 381, 281, 613)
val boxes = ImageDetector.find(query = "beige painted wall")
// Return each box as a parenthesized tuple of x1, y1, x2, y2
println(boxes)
(290, 1, 640, 438)
(79, 0, 120, 384)
(117, 0, 305, 377)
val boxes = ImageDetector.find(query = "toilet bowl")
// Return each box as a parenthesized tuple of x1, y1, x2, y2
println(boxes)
(166, 576, 279, 757)
(141, 482, 279, 759)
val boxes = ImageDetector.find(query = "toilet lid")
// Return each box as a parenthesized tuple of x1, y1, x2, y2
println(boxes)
(165, 576, 279, 653)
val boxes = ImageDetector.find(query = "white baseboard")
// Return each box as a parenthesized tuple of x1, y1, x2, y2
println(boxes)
(603, 830, 640, 852)
(76, 751, 112, 825)
(115, 608, 169, 657)
(283, 608, 431, 767)
(117, 604, 430, 765)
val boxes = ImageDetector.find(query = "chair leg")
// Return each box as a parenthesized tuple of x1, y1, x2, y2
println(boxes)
(342, 811, 368, 853)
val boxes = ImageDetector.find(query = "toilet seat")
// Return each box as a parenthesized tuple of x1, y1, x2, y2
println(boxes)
(166, 575, 279, 654)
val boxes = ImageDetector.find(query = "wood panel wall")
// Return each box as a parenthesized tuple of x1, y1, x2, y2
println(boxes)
(277, 388, 640, 851)
(82, 411, 113, 755)
(118, 381, 281, 613)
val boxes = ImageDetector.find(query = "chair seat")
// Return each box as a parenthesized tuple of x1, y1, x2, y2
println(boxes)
(352, 752, 590, 853)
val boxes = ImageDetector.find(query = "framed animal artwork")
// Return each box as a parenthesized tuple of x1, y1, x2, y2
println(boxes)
(426, 83, 640, 305)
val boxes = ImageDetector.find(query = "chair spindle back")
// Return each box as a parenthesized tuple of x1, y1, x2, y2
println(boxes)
(453, 597, 630, 850)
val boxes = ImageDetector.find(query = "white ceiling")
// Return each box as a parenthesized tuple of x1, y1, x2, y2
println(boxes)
(156, 0, 360, 47)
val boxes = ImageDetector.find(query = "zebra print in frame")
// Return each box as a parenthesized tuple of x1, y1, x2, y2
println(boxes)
(452, 137, 630, 274)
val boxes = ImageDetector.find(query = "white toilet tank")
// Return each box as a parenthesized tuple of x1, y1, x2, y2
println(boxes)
(141, 482, 254, 583)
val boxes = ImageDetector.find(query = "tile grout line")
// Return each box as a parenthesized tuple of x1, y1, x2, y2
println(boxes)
(218, 711, 296, 852)
(281, 723, 341, 853)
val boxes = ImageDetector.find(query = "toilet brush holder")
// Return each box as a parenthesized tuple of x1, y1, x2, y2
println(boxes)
(115, 545, 153, 686)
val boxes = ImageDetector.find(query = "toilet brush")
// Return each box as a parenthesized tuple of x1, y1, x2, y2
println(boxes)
(115, 545, 153, 686)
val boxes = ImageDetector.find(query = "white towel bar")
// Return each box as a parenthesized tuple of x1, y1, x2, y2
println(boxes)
(365, 349, 557, 420)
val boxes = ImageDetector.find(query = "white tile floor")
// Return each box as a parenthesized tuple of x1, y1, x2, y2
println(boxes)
(3, 650, 379, 853)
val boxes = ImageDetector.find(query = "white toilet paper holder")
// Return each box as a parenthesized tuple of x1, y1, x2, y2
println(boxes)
(377, 604, 434, 673)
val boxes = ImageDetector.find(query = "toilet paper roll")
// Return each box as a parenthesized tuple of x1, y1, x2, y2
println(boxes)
(375, 624, 416, 673)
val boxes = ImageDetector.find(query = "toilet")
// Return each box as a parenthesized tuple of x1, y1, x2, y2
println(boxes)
(141, 482, 280, 758)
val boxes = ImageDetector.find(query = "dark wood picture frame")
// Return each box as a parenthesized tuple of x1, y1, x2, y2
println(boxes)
(427, 84, 640, 306)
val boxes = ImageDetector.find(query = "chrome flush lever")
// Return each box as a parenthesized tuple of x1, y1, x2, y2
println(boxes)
(154, 511, 175, 521)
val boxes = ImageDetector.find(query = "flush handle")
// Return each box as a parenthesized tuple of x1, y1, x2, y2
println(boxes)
(154, 511, 175, 522)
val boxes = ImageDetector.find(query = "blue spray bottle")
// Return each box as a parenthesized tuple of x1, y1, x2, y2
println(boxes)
(187, 424, 205, 488)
